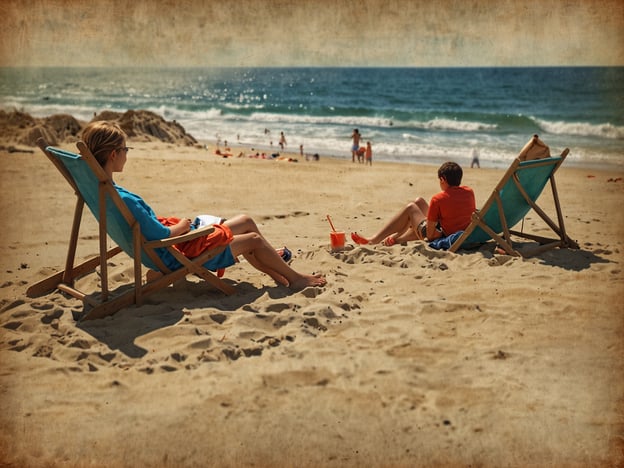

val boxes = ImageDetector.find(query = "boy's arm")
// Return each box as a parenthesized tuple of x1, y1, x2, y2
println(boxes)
(425, 221, 441, 240)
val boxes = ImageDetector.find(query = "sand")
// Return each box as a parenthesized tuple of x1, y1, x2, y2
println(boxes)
(1, 138, 623, 467)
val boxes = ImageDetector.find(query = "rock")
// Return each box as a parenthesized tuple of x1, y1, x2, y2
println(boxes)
(0, 109, 198, 147)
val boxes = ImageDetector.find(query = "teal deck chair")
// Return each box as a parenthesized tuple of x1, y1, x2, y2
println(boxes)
(449, 148, 579, 257)
(27, 138, 235, 321)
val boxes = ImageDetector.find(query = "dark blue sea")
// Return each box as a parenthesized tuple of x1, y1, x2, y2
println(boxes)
(1, 67, 623, 169)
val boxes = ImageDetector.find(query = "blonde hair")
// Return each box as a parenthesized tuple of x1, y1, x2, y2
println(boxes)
(82, 121, 127, 167)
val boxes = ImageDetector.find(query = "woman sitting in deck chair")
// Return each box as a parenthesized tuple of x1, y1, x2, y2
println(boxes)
(82, 121, 326, 290)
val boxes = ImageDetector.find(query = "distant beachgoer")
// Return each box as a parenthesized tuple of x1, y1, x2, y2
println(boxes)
(351, 128, 361, 163)
(351, 162, 475, 246)
(82, 120, 327, 290)
(279, 132, 287, 150)
(470, 147, 480, 168)
(365, 141, 372, 166)
(356, 146, 366, 163)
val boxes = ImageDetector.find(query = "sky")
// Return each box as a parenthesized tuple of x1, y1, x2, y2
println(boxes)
(1, 0, 623, 67)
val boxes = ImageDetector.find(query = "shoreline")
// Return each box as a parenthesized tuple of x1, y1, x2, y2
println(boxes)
(199, 138, 624, 173)
(1, 107, 622, 172)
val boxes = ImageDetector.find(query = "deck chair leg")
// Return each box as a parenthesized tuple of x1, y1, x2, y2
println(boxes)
(494, 192, 515, 248)
(26, 246, 123, 298)
(81, 259, 227, 321)
(479, 222, 519, 256)
(132, 222, 143, 306)
(513, 170, 577, 246)
(63, 197, 85, 286)
(549, 176, 579, 249)
(98, 182, 110, 301)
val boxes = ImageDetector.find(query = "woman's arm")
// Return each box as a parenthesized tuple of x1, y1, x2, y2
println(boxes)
(168, 218, 192, 237)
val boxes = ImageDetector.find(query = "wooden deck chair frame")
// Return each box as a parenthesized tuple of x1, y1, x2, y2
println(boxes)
(449, 149, 579, 257)
(27, 138, 235, 321)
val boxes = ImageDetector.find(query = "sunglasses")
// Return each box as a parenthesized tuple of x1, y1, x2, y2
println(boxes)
(116, 146, 133, 153)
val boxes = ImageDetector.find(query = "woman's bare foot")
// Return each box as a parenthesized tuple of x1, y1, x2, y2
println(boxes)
(289, 273, 327, 290)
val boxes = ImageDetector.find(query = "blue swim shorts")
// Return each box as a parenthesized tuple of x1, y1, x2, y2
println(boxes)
(203, 245, 236, 271)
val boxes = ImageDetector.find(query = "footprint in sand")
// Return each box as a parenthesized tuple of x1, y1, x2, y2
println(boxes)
(301, 288, 322, 299)
(302, 316, 327, 332)
(1, 299, 25, 313)
(256, 335, 281, 347)
(261, 368, 333, 388)
(40, 309, 64, 324)
(272, 316, 294, 328)
(68, 339, 91, 350)
(9, 339, 31, 352)
(242, 346, 263, 357)
(3, 320, 23, 331)
(170, 352, 187, 363)
(33, 345, 53, 358)
(260, 210, 310, 221)
(222, 347, 242, 360)
(210, 313, 228, 324)
(265, 303, 293, 313)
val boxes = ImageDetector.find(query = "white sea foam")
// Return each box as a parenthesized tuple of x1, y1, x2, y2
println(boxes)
(534, 118, 624, 140)
(411, 118, 498, 132)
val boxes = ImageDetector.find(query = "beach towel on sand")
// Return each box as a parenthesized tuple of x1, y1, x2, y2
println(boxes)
(429, 231, 464, 250)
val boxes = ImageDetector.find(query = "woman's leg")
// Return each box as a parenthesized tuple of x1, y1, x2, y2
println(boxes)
(223, 214, 261, 236)
(229, 233, 289, 286)
(227, 223, 326, 289)
(223, 214, 289, 260)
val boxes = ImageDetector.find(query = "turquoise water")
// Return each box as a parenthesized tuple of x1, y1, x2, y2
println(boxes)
(1, 67, 623, 168)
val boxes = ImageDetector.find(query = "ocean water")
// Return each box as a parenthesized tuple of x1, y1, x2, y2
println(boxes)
(1, 66, 623, 169)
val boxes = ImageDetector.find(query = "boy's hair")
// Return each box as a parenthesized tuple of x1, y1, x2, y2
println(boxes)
(82, 121, 127, 167)
(438, 161, 463, 186)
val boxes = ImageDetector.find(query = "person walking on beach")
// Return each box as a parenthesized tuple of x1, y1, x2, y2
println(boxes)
(350, 161, 475, 246)
(82, 121, 327, 290)
(365, 141, 373, 166)
(470, 147, 480, 168)
(279, 132, 287, 150)
(351, 128, 361, 163)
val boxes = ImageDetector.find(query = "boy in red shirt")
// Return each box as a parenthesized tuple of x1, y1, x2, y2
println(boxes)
(351, 161, 475, 246)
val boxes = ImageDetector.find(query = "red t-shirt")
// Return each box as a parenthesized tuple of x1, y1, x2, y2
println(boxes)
(427, 186, 476, 235)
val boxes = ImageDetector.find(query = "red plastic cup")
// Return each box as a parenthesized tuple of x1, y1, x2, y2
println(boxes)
(330, 231, 346, 250)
